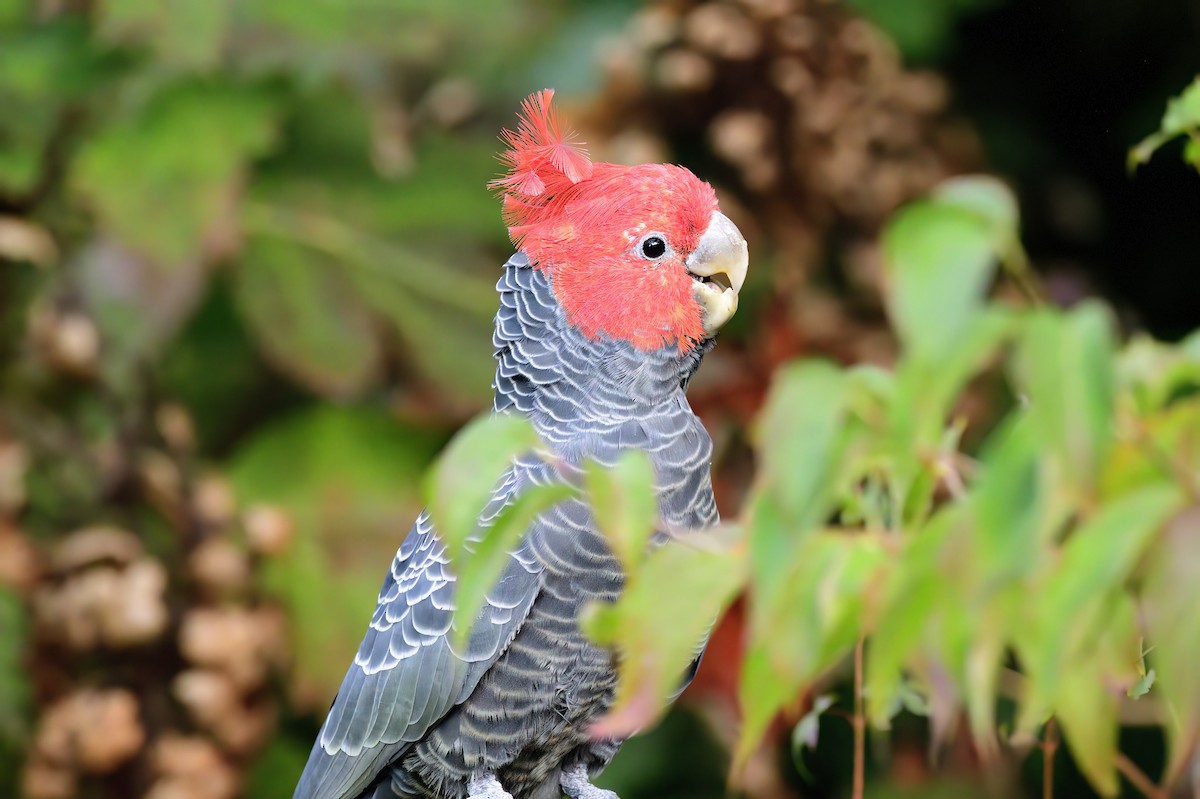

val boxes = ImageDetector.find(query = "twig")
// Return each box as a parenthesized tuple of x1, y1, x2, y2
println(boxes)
(1042, 718, 1057, 799)
(1134, 425, 1200, 502)
(1115, 753, 1166, 799)
(936, 451, 969, 501)
(1002, 246, 1048, 306)
(853, 637, 866, 799)
(0, 106, 83, 214)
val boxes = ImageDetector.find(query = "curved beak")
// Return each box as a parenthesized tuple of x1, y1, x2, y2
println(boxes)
(685, 211, 748, 336)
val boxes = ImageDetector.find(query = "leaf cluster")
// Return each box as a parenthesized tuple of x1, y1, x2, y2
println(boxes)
(430, 161, 1200, 793)
(741, 174, 1198, 794)
(729, 173, 1199, 794)
(1, 0, 549, 404)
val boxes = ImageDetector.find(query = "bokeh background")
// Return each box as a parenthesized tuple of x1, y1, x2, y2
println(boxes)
(1, 1, 1198, 797)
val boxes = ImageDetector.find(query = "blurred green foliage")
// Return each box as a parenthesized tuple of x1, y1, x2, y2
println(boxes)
(1, 0, 565, 408)
(3, 0, 1200, 795)
(0, 588, 30, 780)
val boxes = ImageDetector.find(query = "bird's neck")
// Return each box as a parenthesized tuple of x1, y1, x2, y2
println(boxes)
(492, 253, 710, 439)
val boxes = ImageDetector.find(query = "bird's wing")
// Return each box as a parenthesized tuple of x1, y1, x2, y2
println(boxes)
(293, 465, 548, 799)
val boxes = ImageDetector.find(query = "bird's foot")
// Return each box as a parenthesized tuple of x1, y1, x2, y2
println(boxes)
(467, 772, 514, 799)
(560, 764, 619, 799)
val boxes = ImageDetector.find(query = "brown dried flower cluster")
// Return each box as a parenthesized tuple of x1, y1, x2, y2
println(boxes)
(23, 688, 145, 798)
(7, 396, 295, 799)
(145, 734, 242, 799)
(26, 305, 102, 380)
(585, 0, 981, 371)
(34, 528, 170, 651)
(595, 0, 976, 230)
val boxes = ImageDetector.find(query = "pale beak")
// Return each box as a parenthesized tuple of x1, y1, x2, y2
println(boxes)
(685, 211, 748, 336)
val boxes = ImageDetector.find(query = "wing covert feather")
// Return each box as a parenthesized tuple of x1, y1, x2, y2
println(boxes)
(293, 468, 547, 799)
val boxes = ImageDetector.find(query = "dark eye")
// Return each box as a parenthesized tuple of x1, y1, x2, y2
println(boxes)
(640, 235, 667, 259)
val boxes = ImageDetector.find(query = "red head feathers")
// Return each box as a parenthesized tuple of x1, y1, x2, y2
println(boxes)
(493, 89, 593, 212)
(492, 89, 723, 352)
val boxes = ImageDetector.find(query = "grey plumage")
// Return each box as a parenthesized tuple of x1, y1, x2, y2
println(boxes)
(294, 253, 718, 799)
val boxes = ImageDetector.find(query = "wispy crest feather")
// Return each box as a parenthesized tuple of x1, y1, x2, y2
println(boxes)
(491, 89, 593, 248)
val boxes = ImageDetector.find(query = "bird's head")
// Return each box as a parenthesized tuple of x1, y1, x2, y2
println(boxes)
(493, 89, 748, 352)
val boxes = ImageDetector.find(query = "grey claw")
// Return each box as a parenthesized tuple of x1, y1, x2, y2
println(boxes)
(560, 765, 619, 799)
(565, 789, 618, 799)
(467, 772, 514, 799)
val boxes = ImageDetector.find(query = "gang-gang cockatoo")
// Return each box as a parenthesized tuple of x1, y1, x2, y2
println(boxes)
(294, 89, 748, 799)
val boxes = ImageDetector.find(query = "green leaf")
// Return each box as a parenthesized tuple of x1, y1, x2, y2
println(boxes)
(1016, 303, 1117, 501)
(749, 361, 858, 675)
(970, 413, 1048, 585)
(1056, 656, 1119, 796)
(239, 200, 498, 317)
(1116, 332, 1200, 415)
(866, 507, 960, 727)
(387, 298, 498, 406)
(96, 0, 232, 71)
(239, 199, 498, 406)
(73, 82, 279, 266)
(423, 413, 540, 563)
(1101, 402, 1200, 498)
(896, 307, 1014, 429)
(737, 641, 804, 770)
(751, 361, 853, 615)
(232, 236, 382, 399)
(886, 307, 1015, 521)
(738, 533, 886, 764)
(1128, 668, 1156, 699)
(931, 176, 1021, 246)
(790, 693, 837, 779)
(1185, 135, 1200, 170)
(1130, 77, 1200, 170)
(1031, 483, 1181, 706)
(755, 360, 852, 527)
(1141, 505, 1200, 780)
(959, 598, 1007, 757)
(584, 451, 658, 575)
(450, 481, 574, 649)
(360, 136, 516, 241)
(883, 178, 1016, 362)
(232, 0, 530, 77)
(337, 251, 496, 406)
(1162, 78, 1200, 132)
(0, 20, 116, 192)
(0, 19, 111, 100)
(897, 681, 932, 717)
(586, 534, 745, 739)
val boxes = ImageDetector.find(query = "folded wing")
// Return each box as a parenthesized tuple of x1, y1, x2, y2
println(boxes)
(294, 467, 546, 799)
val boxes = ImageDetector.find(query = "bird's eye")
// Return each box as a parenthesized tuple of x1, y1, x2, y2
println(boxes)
(639, 235, 667, 260)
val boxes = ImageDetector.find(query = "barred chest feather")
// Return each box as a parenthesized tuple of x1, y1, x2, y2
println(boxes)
(491, 253, 720, 534)
(392, 256, 718, 798)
